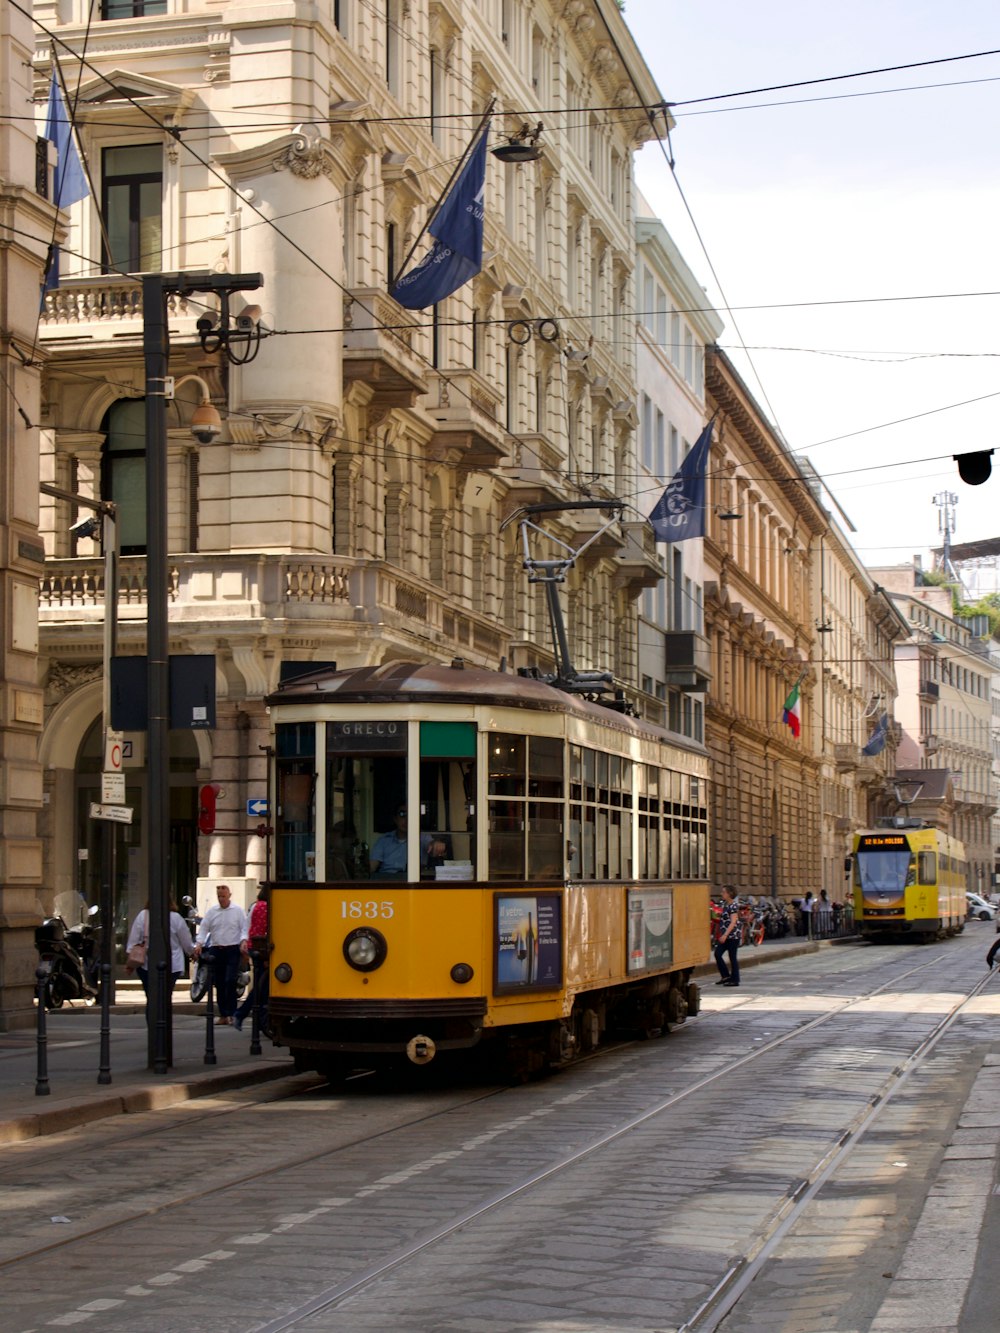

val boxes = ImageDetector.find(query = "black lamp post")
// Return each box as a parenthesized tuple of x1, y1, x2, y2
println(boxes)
(142, 271, 262, 1073)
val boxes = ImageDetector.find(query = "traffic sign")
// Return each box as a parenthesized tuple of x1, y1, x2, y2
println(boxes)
(247, 798, 269, 817)
(90, 802, 133, 824)
(101, 772, 125, 804)
(104, 730, 124, 774)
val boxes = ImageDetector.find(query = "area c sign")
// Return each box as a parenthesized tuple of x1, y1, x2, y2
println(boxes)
(104, 730, 124, 774)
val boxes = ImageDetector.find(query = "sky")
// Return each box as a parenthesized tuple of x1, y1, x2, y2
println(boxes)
(622, 0, 1000, 574)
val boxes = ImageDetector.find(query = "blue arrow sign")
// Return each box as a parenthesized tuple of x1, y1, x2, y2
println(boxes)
(247, 798, 269, 817)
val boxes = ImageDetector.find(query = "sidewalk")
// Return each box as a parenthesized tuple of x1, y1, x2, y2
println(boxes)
(0, 984, 303, 1146)
(1, 935, 849, 1147)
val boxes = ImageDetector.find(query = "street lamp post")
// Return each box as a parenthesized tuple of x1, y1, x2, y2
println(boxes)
(40, 483, 118, 1084)
(142, 271, 262, 1073)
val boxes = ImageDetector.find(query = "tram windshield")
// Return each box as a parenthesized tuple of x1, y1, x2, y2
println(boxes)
(855, 848, 914, 893)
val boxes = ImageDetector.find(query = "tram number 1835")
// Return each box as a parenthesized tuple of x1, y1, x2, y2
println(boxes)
(341, 900, 396, 919)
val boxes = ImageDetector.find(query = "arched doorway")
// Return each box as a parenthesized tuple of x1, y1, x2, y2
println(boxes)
(74, 718, 201, 961)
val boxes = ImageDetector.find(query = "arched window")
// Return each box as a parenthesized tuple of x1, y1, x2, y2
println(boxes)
(101, 399, 146, 554)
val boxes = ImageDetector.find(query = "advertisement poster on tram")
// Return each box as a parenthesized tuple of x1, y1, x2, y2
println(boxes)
(494, 893, 561, 992)
(627, 888, 673, 973)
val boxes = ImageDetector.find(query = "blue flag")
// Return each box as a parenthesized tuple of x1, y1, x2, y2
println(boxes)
(862, 712, 888, 757)
(43, 71, 89, 293)
(649, 418, 714, 542)
(389, 125, 489, 309)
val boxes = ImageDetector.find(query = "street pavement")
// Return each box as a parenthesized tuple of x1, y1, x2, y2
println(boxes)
(3, 929, 1000, 1331)
(0, 932, 831, 1146)
(0, 981, 300, 1146)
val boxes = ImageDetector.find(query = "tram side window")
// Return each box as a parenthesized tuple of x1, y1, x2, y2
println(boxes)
(567, 744, 632, 881)
(488, 733, 564, 879)
(918, 851, 936, 885)
(275, 723, 316, 881)
(419, 721, 477, 879)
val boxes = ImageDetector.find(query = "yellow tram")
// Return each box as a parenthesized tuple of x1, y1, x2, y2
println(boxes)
(264, 659, 711, 1078)
(849, 824, 967, 942)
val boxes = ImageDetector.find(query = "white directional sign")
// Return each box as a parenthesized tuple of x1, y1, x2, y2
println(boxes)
(90, 802, 133, 824)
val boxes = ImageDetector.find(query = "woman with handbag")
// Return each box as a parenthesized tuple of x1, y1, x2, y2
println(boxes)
(124, 899, 195, 1000)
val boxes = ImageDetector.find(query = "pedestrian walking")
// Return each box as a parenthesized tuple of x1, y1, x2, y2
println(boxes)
(192, 884, 249, 1025)
(714, 885, 741, 988)
(124, 899, 195, 1003)
(234, 886, 269, 1033)
(987, 936, 1000, 970)
(800, 891, 814, 936)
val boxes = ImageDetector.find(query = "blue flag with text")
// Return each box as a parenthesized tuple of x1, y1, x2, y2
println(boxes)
(389, 125, 489, 310)
(862, 712, 888, 757)
(43, 72, 89, 293)
(649, 417, 714, 543)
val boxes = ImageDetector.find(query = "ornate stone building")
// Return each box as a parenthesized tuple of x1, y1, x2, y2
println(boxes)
(0, 1, 59, 1029)
(702, 349, 905, 900)
(9, 0, 666, 1022)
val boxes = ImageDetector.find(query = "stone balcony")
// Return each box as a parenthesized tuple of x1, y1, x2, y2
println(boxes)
(38, 554, 509, 665)
(38, 276, 205, 347)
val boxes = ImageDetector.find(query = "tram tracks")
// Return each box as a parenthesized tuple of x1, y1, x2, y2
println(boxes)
(4, 944, 989, 1333)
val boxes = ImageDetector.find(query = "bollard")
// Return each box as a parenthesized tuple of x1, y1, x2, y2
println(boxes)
(35, 965, 51, 1096)
(203, 950, 217, 1065)
(97, 958, 113, 1085)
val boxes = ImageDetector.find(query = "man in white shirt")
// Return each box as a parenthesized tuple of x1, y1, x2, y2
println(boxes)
(192, 884, 249, 1025)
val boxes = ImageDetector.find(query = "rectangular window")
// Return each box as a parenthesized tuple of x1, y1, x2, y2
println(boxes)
(102, 0, 167, 17)
(102, 144, 162, 273)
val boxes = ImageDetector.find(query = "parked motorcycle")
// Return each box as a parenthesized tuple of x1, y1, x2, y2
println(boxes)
(34, 905, 100, 1009)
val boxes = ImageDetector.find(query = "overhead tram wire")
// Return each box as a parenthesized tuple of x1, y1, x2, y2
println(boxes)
(15, 40, 1000, 131)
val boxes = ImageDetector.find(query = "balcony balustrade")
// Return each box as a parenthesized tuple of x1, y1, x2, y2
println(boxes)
(39, 554, 508, 663)
(38, 277, 202, 344)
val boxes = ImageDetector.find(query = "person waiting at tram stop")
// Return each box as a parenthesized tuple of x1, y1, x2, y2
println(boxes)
(369, 806, 447, 877)
(714, 885, 741, 988)
(192, 884, 249, 1025)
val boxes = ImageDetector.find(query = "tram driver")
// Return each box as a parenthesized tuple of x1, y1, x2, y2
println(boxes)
(370, 806, 447, 877)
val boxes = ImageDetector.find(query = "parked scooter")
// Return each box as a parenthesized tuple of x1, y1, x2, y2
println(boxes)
(34, 905, 100, 1009)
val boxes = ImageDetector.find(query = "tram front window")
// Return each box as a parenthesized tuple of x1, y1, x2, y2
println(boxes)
(856, 850, 913, 893)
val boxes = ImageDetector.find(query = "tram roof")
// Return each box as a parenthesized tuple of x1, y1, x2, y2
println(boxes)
(267, 659, 694, 748)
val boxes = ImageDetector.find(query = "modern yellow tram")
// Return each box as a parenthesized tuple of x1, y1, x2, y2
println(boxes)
(849, 824, 967, 942)
(263, 659, 711, 1077)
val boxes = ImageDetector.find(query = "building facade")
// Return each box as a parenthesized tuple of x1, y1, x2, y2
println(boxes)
(701, 349, 905, 901)
(871, 565, 996, 892)
(0, 1, 60, 1029)
(10, 0, 667, 1024)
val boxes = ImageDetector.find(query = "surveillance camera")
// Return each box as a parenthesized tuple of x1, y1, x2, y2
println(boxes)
(196, 315, 216, 335)
(234, 304, 262, 333)
(190, 402, 223, 445)
(69, 516, 100, 541)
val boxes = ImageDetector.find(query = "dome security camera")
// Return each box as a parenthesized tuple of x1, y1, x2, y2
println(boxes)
(190, 401, 223, 445)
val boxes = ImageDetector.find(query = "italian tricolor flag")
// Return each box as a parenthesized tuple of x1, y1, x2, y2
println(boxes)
(782, 681, 802, 737)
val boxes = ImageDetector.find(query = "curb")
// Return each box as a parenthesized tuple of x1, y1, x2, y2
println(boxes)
(0, 1060, 300, 1146)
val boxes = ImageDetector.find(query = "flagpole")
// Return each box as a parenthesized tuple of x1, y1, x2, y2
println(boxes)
(391, 98, 496, 288)
(50, 53, 114, 264)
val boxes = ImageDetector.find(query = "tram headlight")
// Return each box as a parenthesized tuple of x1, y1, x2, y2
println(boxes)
(343, 927, 387, 972)
(274, 962, 293, 984)
(450, 963, 474, 984)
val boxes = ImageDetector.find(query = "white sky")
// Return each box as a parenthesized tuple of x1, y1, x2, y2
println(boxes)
(623, 0, 1000, 571)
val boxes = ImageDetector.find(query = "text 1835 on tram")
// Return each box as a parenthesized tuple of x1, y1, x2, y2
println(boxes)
(263, 659, 711, 1080)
